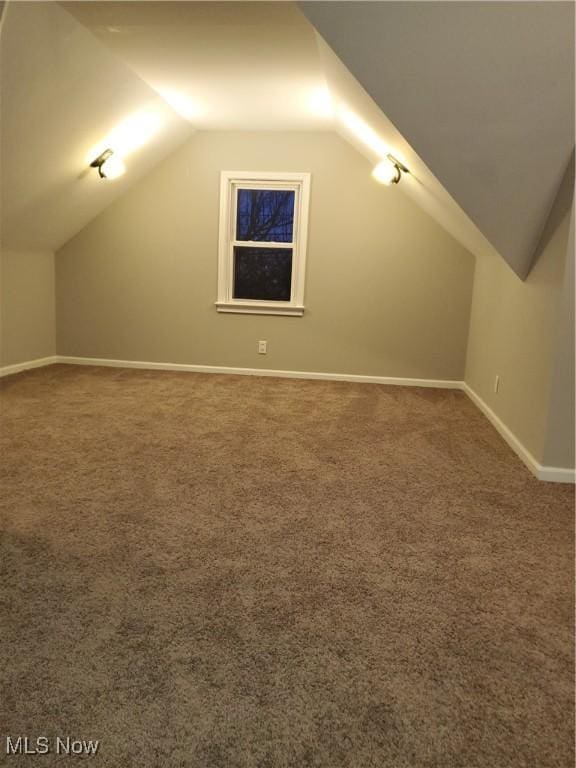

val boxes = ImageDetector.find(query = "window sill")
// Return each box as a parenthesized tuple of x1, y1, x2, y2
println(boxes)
(215, 302, 305, 317)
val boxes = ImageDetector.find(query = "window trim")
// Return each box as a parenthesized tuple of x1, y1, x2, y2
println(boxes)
(216, 171, 311, 316)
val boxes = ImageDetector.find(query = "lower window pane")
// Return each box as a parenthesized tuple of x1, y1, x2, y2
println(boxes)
(233, 247, 293, 301)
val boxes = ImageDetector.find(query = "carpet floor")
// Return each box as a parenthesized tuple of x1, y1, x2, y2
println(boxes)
(0, 364, 573, 767)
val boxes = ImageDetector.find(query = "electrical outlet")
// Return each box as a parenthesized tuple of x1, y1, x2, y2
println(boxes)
(494, 375, 500, 394)
(258, 340, 267, 355)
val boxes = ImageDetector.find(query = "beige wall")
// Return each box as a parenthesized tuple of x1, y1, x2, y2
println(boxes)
(465, 207, 572, 465)
(56, 131, 474, 380)
(542, 206, 575, 468)
(0, 249, 56, 367)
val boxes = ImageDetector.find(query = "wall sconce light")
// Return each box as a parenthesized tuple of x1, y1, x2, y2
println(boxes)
(90, 148, 125, 180)
(372, 154, 409, 186)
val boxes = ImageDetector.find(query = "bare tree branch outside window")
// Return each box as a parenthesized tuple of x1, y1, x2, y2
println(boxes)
(236, 190, 295, 242)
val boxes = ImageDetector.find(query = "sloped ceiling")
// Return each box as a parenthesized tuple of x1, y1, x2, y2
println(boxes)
(61, 1, 333, 131)
(62, 0, 504, 262)
(313, 33, 504, 268)
(0, 1, 194, 252)
(300, 1, 575, 279)
(2, 0, 572, 277)
(1, 1, 335, 252)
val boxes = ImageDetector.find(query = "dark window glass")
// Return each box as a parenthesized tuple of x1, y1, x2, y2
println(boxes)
(233, 247, 292, 301)
(236, 189, 295, 242)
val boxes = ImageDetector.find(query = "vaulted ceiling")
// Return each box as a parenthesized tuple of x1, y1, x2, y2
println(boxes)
(1, 1, 573, 278)
(62, 1, 333, 131)
(300, 1, 575, 278)
(0, 1, 193, 252)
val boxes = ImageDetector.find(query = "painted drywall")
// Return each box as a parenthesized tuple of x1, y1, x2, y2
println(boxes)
(542, 206, 575, 468)
(0, 249, 56, 366)
(64, 1, 331, 132)
(12, 0, 502, 277)
(465, 201, 572, 466)
(300, 1, 575, 279)
(315, 35, 505, 271)
(56, 131, 474, 380)
(64, 1, 522, 273)
(1, 0, 193, 252)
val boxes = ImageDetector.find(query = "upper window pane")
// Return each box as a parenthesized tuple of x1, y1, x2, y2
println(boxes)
(236, 189, 295, 243)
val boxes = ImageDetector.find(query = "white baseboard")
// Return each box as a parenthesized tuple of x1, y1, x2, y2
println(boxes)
(2, 354, 573, 484)
(461, 383, 575, 484)
(535, 465, 576, 484)
(55, 355, 462, 389)
(0, 355, 58, 378)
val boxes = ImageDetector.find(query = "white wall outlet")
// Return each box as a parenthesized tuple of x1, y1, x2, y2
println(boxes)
(258, 340, 267, 355)
(494, 374, 500, 394)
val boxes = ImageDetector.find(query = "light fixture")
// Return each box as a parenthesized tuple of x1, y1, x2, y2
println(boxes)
(372, 154, 409, 186)
(85, 109, 161, 171)
(90, 149, 125, 180)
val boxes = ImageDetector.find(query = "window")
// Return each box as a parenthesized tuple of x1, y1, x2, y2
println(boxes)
(216, 171, 311, 316)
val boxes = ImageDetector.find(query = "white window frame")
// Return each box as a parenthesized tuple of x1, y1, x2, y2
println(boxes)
(216, 171, 311, 316)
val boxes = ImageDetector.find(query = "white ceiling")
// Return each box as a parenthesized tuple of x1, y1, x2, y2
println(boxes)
(300, 1, 575, 278)
(2, 0, 572, 278)
(1, 0, 194, 252)
(61, 1, 333, 131)
(58, 0, 506, 265)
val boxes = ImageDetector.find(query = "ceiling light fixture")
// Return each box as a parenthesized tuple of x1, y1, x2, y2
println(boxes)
(372, 154, 409, 186)
(90, 149, 125, 180)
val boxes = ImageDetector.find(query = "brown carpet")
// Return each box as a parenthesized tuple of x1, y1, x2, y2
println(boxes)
(0, 364, 573, 767)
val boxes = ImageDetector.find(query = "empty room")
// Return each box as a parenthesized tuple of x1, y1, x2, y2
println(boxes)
(0, 1, 574, 766)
